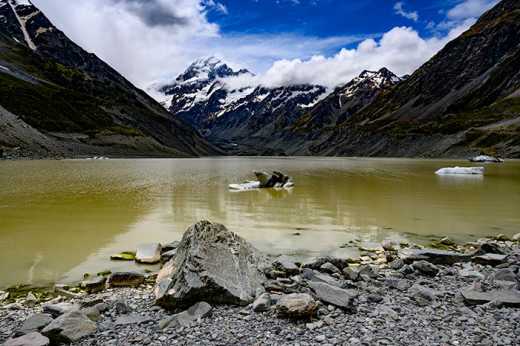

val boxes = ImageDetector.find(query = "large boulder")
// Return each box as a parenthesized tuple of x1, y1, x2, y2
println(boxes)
(4, 333, 50, 346)
(154, 221, 268, 310)
(15, 314, 53, 337)
(275, 293, 318, 318)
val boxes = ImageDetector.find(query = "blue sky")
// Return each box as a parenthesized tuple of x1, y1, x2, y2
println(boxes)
(33, 0, 498, 89)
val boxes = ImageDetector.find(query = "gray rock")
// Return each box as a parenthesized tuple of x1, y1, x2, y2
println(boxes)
(135, 243, 162, 264)
(273, 255, 300, 275)
(161, 241, 180, 253)
(401, 249, 471, 265)
(302, 256, 350, 271)
(472, 253, 508, 266)
(252, 293, 271, 312)
(461, 288, 520, 307)
(409, 284, 436, 306)
(115, 313, 152, 326)
(389, 259, 405, 270)
(106, 272, 145, 288)
(512, 233, 520, 242)
(412, 260, 440, 276)
(382, 240, 397, 251)
(114, 299, 131, 314)
(42, 303, 79, 318)
(308, 281, 357, 310)
(493, 268, 517, 282)
(357, 265, 378, 280)
(4, 332, 50, 346)
(302, 269, 342, 287)
(319, 263, 341, 275)
(159, 302, 212, 329)
(155, 221, 268, 309)
(41, 311, 96, 343)
(15, 314, 53, 337)
(161, 249, 177, 261)
(80, 276, 106, 294)
(81, 307, 101, 322)
(275, 293, 318, 318)
(342, 267, 360, 281)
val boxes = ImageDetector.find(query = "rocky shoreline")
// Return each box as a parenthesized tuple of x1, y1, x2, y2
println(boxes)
(1, 221, 519, 346)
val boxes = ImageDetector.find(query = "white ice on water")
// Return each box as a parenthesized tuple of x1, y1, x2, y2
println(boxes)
(435, 167, 485, 175)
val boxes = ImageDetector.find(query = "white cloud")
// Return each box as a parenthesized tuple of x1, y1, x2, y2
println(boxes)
(447, 0, 498, 20)
(394, 2, 419, 22)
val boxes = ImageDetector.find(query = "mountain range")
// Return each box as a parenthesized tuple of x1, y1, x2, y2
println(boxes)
(1, 0, 519, 158)
(0, 0, 217, 158)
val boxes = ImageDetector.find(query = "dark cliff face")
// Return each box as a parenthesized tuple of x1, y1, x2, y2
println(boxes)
(311, 0, 520, 158)
(0, 0, 218, 158)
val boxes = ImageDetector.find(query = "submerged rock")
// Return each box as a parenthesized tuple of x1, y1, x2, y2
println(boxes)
(135, 243, 162, 264)
(80, 276, 106, 294)
(275, 293, 318, 318)
(154, 221, 268, 310)
(110, 252, 136, 261)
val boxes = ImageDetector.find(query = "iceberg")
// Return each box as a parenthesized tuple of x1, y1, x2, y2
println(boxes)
(435, 167, 485, 175)
(469, 155, 503, 163)
(229, 171, 294, 191)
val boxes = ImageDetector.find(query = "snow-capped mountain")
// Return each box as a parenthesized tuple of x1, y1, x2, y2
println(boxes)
(292, 68, 402, 135)
(0, 0, 217, 158)
(153, 57, 255, 128)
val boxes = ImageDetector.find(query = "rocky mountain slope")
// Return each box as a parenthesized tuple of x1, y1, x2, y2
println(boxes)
(309, 0, 520, 158)
(0, 0, 217, 158)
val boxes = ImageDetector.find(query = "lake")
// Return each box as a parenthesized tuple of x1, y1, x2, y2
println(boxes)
(0, 157, 519, 288)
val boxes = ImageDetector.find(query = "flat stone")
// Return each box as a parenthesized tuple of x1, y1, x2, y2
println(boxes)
(42, 311, 96, 343)
(81, 307, 101, 322)
(155, 221, 268, 309)
(80, 276, 106, 294)
(273, 255, 300, 275)
(461, 288, 520, 307)
(302, 256, 350, 271)
(252, 293, 271, 312)
(159, 302, 212, 329)
(472, 253, 508, 266)
(307, 281, 357, 310)
(42, 303, 79, 318)
(401, 249, 471, 265)
(135, 243, 162, 264)
(4, 332, 50, 346)
(493, 268, 517, 282)
(276, 293, 318, 319)
(115, 313, 152, 326)
(16, 314, 53, 337)
(302, 269, 342, 287)
(107, 272, 145, 288)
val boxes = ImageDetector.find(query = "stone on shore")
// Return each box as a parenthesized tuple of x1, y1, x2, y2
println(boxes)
(275, 293, 318, 318)
(135, 243, 162, 264)
(302, 257, 350, 271)
(412, 260, 440, 276)
(472, 253, 508, 266)
(4, 332, 50, 346)
(41, 311, 96, 344)
(302, 269, 342, 287)
(80, 276, 107, 294)
(252, 293, 272, 312)
(42, 303, 79, 318)
(15, 314, 53, 337)
(159, 302, 212, 329)
(461, 288, 520, 307)
(107, 272, 145, 288)
(308, 281, 357, 310)
(154, 221, 268, 309)
(273, 255, 300, 275)
(115, 314, 152, 326)
(401, 249, 471, 265)
(409, 284, 437, 306)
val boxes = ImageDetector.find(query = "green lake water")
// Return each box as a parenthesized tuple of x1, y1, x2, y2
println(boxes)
(0, 157, 519, 288)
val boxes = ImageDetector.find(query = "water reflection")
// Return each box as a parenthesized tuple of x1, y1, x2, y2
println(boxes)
(0, 158, 519, 287)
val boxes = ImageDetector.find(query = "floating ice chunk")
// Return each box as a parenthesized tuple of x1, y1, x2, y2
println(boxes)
(228, 181, 261, 191)
(469, 155, 503, 163)
(435, 167, 485, 175)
